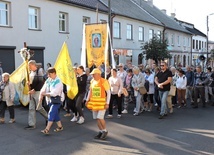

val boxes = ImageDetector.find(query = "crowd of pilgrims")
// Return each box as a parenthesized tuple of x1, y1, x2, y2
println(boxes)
(62, 62, 214, 123)
(1, 61, 214, 125)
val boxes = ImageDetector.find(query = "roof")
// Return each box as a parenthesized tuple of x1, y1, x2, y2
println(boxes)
(100, 0, 163, 26)
(135, 0, 191, 34)
(184, 26, 207, 37)
(52, 0, 109, 12)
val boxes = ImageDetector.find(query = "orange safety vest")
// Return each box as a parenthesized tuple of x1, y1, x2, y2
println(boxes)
(87, 78, 107, 111)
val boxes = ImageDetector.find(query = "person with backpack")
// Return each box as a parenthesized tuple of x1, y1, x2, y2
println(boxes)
(176, 69, 187, 108)
(192, 65, 207, 108)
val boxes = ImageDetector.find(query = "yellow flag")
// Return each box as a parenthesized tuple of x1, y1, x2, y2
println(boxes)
(54, 42, 78, 99)
(10, 62, 30, 106)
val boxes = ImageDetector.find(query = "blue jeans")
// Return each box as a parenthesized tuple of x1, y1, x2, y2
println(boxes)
(159, 91, 169, 115)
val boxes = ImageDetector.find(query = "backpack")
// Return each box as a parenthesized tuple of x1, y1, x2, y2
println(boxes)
(144, 80, 150, 92)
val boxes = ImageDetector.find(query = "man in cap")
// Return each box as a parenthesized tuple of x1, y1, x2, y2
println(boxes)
(85, 68, 111, 140)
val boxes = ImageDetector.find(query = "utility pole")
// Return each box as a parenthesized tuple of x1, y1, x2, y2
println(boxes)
(206, 13, 214, 66)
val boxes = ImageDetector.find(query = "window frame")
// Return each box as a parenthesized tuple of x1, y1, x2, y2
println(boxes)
(28, 6, 40, 30)
(0, 1, 10, 26)
(138, 26, 144, 41)
(126, 24, 133, 40)
(113, 21, 121, 39)
(59, 12, 68, 33)
(149, 29, 154, 40)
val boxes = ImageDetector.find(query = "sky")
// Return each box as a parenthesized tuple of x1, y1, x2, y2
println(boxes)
(153, 0, 214, 41)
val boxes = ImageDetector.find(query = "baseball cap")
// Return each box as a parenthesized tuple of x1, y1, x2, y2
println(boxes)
(90, 68, 101, 75)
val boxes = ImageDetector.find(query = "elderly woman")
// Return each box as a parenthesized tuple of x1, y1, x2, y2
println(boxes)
(131, 66, 145, 116)
(107, 68, 123, 118)
(39, 67, 64, 134)
(0, 73, 15, 123)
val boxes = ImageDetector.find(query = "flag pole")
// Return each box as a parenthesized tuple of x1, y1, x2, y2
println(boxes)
(96, 3, 99, 23)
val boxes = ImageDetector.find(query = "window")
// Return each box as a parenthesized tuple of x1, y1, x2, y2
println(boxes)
(177, 36, 180, 46)
(202, 41, 204, 49)
(113, 21, 120, 38)
(196, 40, 198, 49)
(28, 7, 39, 29)
(199, 41, 201, 50)
(183, 37, 186, 46)
(187, 38, 190, 47)
(0, 1, 9, 26)
(83, 16, 90, 24)
(138, 26, 144, 41)
(157, 30, 161, 40)
(171, 34, 174, 45)
(193, 39, 195, 49)
(127, 24, 133, 40)
(59, 12, 68, 32)
(149, 29, 154, 40)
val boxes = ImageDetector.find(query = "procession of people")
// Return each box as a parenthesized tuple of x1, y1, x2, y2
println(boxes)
(1, 58, 214, 140)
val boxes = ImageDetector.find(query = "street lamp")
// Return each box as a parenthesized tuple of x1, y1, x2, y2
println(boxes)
(206, 13, 214, 66)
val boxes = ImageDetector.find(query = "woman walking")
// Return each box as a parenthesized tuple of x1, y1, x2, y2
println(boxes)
(39, 67, 64, 134)
(0, 73, 15, 123)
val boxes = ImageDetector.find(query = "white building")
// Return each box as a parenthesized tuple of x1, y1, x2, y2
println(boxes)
(0, 0, 203, 73)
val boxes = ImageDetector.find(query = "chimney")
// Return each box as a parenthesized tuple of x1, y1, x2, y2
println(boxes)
(171, 13, 176, 18)
(161, 9, 167, 14)
(147, 0, 153, 7)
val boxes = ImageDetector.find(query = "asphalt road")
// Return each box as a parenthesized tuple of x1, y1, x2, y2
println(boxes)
(0, 102, 214, 155)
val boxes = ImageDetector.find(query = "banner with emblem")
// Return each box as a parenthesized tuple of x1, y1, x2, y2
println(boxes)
(85, 23, 108, 68)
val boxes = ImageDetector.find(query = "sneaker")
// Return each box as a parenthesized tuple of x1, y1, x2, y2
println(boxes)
(154, 103, 158, 107)
(77, 116, 84, 124)
(64, 113, 71, 117)
(106, 115, 113, 119)
(24, 125, 35, 130)
(100, 131, 108, 140)
(133, 112, 139, 116)
(9, 119, 15, 124)
(159, 115, 164, 119)
(133, 108, 137, 113)
(70, 116, 78, 122)
(122, 109, 128, 114)
(117, 114, 121, 118)
(94, 131, 102, 139)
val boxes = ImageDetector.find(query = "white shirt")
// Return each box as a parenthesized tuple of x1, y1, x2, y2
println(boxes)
(176, 75, 187, 89)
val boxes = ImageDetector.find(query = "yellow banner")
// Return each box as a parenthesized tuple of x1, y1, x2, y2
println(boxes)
(10, 62, 30, 106)
(85, 23, 108, 68)
(54, 42, 78, 99)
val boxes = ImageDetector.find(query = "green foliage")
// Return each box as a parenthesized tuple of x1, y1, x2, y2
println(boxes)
(141, 35, 171, 64)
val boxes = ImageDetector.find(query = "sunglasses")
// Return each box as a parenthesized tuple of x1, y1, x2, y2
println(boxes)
(160, 65, 165, 67)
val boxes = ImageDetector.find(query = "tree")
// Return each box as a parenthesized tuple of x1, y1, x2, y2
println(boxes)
(141, 35, 171, 64)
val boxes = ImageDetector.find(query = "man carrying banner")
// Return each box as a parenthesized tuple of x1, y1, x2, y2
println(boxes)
(85, 68, 111, 140)
(25, 60, 48, 129)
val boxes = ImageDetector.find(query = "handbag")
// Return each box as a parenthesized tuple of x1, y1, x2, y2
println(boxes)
(168, 85, 176, 96)
(139, 87, 147, 95)
(122, 88, 129, 97)
(50, 96, 61, 104)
